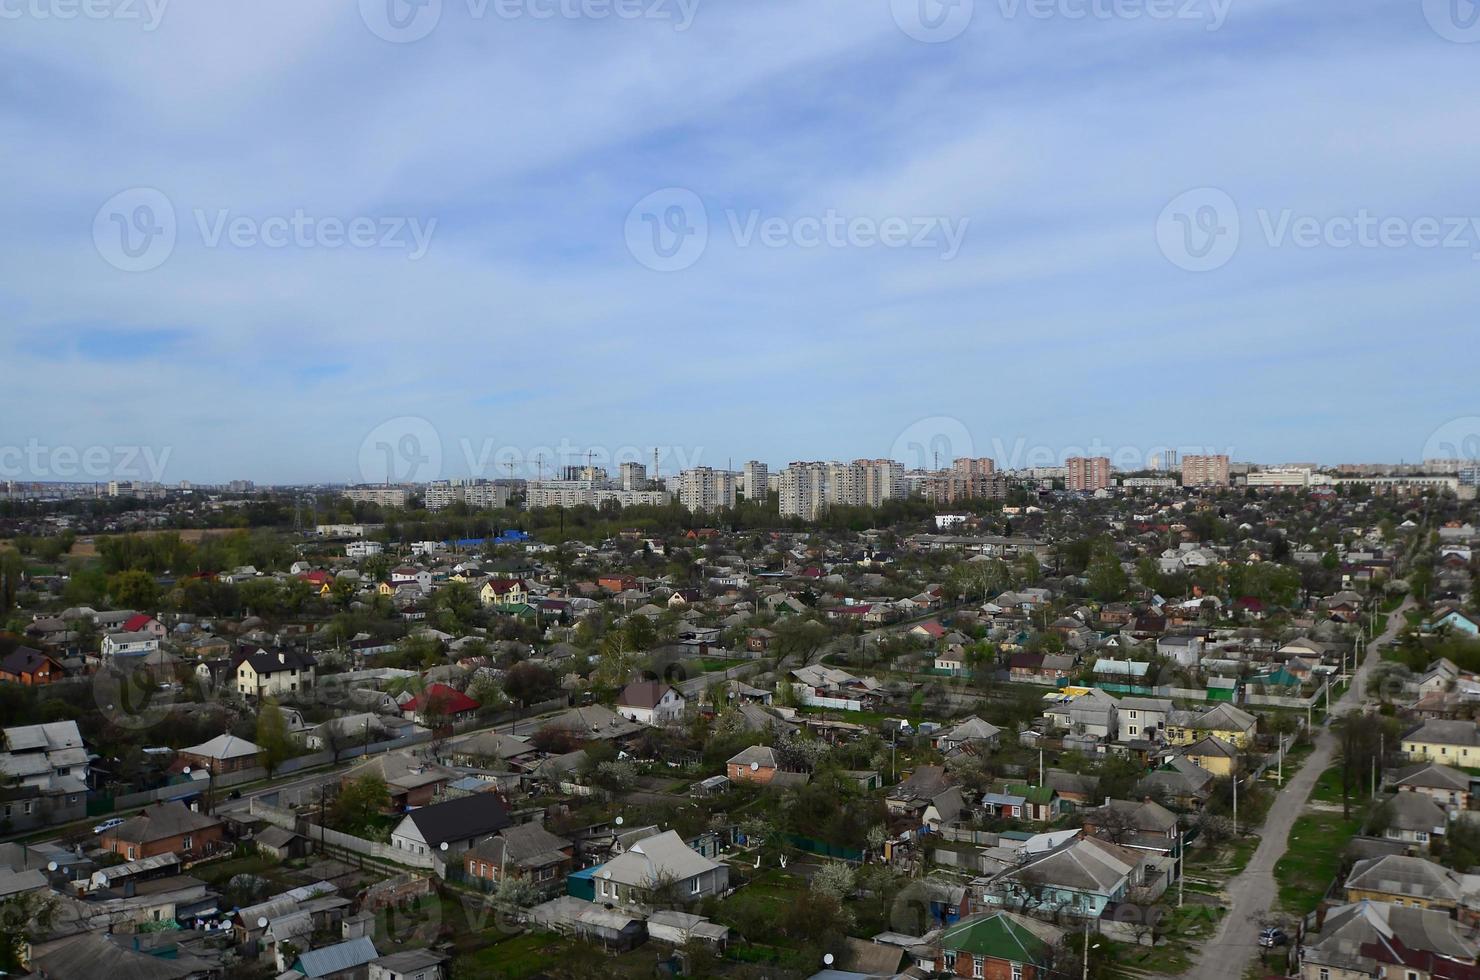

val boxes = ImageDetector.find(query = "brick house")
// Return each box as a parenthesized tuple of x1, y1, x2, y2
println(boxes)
(726, 745, 780, 784)
(0, 646, 65, 686)
(932, 910, 1064, 979)
(100, 801, 226, 860)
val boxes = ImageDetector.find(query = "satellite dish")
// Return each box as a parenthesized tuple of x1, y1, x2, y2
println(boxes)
(257, 916, 268, 929)
(439, 842, 449, 852)
(823, 953, 835, 966)
(750, 762, 759, 772)
(47, 861, 58, 872)
(601, 870, 611, 879)
(614, 816, 624, 826)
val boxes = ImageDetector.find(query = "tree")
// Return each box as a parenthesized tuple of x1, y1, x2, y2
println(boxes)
(810, 861, 856, 902)
(331, 773, 390, 835)
(1087, 544, 1129, 601)
(255, 698, 294, 779)
(504, 662, 558, 708)
(107, 569, 159, 609)
(0, 890, 58, 974)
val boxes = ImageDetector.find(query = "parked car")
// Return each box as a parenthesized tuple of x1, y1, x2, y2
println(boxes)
(92, 817, 126, 835)
(1258, 928, 1288, 948)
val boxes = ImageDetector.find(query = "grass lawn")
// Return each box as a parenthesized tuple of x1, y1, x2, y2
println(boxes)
(1310, 765, 1372, 807)
(1275, 808, 1362, 913)
(192, 851, 282, 886)
(692, 657, 747, 672)
(454, 932, 562, 980)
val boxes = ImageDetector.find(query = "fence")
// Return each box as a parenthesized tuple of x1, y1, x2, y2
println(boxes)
(248, 798, 436, 870)
(1244, 680, 1331, 710)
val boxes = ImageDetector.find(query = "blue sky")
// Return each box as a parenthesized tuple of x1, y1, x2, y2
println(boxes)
(3, 0, 1479, 484)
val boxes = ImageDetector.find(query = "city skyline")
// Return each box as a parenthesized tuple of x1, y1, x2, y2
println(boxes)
(4, 0, 1480, 482)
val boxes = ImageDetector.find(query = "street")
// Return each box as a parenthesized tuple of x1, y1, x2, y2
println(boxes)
(1180, 595, 1414, 980)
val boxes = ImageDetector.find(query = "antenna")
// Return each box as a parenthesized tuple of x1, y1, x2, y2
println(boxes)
(536, 453, 544, 481)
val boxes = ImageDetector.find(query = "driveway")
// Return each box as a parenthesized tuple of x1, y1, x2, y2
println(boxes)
(1181, 596, 1414, 980)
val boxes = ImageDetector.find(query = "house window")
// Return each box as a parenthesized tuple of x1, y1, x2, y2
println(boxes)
(691, 877, 702, 894)
(1416, 831, 1429, 842)
(182, 835, 192, 850)
(972, 956, 984, 979)
(127, 847, 137, 860)
(943, 952, 956, 970)
(1319, 970, 1329, 980)
(1011, 965, 1023, 980)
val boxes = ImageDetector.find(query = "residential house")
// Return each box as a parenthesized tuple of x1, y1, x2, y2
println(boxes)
(936, 717, 1003, 754)
(726, 745, 782, 785)
(889, 766, 954, 819)
(1136, 757, 1216, 810)
(1343, 854, 1468, 913)
(982, 784, 1061, 823)
(390, 793, 511, 860)
(463, 822, 574, 895)
(178, 733, 262, 775)
(931, 910, 1064, 980)
(1179, 735, 1239, 777)
(590, 829, 729, 905)
(99, 801, 226, 861)
(1391, 761, 1473, 812)
(1043, 689, 1118, 740)
(1165, 703, 1257, 748)
(369, 950, 447, 980)
(615, 681, 685, 726)
(0, 646, 64, 686)
(1156, 634, 1204, 667)
(985, 835, 1157, 917)
(1298, 901, 1478, 980)
(344, 753, 456, 810)
(479, 578, 529, 607)
(1402, 719, 1480, 765)
(101, 631, 160, 663)
(1382, 792, 1448, 851)
(235, 647, 317, 698)
(293, 936, 381, 980)
(400, 683, 480, 727)
(1114, 697, 1172, 744)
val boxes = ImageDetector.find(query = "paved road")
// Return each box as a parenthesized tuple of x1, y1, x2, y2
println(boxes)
(1181, 596, 1414, 980)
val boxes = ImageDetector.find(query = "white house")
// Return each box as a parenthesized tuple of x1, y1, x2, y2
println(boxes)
(101, 631, 160, 663)
(347, 541, 385, 558)
(615, 681, 686, 726)
(592, 830, 728, 905)
(235, 648, 318, 699)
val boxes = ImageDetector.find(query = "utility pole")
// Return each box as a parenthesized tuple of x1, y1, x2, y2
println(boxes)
(1232, 769, 1239, 836)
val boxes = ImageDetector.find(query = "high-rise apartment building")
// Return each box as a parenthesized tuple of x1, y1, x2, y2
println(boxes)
(742, 461, 769, 501)
(619, 462, 647, 491)
(678, 467, 736, 513)
(779, 462, 828, 520)
(1065, 456, 1111, 492)
(1181, 455, 1231, 487)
